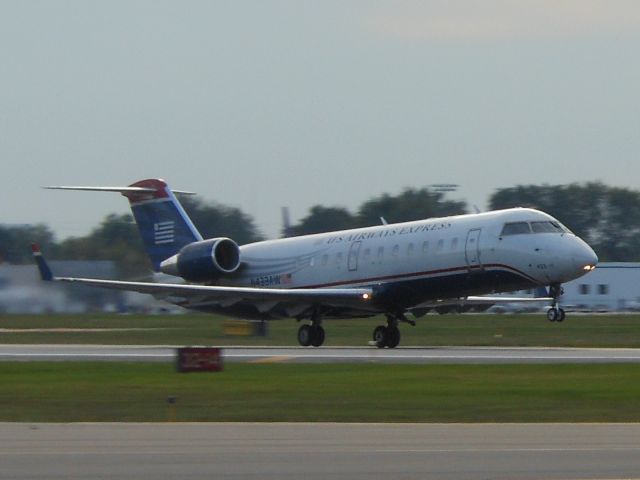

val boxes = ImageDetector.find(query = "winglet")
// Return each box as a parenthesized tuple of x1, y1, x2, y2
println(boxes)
(31, 244, 53, 281)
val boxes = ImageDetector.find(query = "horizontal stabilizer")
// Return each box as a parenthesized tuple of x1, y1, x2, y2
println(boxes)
(44, 185, 196, 195)
(45, 179, 203, 271)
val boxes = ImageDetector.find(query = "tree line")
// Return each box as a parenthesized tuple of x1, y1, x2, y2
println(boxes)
(2, 183, 639, 276)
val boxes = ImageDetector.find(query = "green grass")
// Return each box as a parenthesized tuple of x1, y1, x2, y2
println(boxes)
(2, 313, 640, 347)
(1, 362, 640, 422)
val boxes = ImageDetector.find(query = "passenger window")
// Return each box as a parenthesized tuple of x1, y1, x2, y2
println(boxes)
(451, 238, 458, 250)
(501, 222, 531, 236)
(422, 241, 429, 254)
(407, 243, 414, 256)
(436, 239, 444, 251)
(336, 252, 343, 265)
(392, 245, 400, 256)
(377, 246, 384, 262)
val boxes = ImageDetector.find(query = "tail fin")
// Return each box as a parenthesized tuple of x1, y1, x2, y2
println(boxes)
(122, 179, 203, 271)
(46, 178, 202, 271)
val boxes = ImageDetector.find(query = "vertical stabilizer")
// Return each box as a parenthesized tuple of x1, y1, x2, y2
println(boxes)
(122, 179, 203, 271)
(45, 179, 202, 271)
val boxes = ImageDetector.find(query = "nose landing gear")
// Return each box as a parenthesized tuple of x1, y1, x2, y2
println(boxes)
(547, 284, 566, 322)
(546, 307, 565, 322)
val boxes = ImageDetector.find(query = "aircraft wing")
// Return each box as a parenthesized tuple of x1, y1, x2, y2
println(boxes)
(32, 245, 373, 310)
(52, 276, 373, 307)
(461, 296, 553, 304)
(409, 295, 553, 315)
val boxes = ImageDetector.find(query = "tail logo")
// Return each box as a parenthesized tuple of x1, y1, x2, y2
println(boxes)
(154, 221, 175, 245)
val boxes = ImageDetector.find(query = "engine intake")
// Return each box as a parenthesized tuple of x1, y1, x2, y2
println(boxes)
(160, 238, 241, 282)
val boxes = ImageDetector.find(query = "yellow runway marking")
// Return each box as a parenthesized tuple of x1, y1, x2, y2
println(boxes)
(249, 355, 291, 364)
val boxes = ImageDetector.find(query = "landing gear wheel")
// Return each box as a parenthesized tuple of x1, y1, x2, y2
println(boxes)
(547, 308, 559, 322)
(385, 326, 401, 349)
(310, 325, 325, 347)
(373, 325, 387, 348)
(297, 324, 312, 346)
(557, 308, 566, 322)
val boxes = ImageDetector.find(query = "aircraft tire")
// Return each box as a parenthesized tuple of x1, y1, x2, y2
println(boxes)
(547, 308, 559, 322)
(373, 325, 387, 348)
(386, 326, 401, 348)
(310, 325, 325, 347)
(557, 308, 566, 322)
(297, 324, 312, 347)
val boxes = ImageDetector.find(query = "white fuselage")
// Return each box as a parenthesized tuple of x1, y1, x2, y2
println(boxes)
(198, 208, 597, 317)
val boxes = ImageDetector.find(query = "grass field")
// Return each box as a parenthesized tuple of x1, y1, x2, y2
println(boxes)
(2, 313, 640, 347)
(1, 362, 640, 422)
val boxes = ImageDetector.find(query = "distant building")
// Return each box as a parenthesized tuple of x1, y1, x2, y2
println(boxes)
(0, 261, 121, 313)
(502, 262, 640, 312)
(561, 263, 640, 311)
(0, 261, 182, 314)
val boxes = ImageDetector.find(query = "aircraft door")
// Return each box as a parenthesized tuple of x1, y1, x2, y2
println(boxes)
(465, 229, 482, 269)
(348, 241, 362, 272)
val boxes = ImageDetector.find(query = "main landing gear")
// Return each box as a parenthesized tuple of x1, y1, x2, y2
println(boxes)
(297, 324, 325, 347)
(297, 308, 325, 347)
(373, 313, 415, 348)
(547, 284, 566, 323)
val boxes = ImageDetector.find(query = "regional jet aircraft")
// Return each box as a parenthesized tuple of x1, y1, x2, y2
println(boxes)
(34, 179, 598, 348)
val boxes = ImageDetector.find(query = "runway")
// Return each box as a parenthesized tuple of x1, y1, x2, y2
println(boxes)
(2, 344, 640, 363)
(2, 423, 639, 479)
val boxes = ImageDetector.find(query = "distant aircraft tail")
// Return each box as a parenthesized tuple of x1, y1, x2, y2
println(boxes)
(46, 179, 203, 271)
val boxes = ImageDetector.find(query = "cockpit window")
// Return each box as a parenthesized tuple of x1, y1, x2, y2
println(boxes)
(531, 221, 560, 233)
(531, 221, 569, 234)
(553, 221, 572, 233)
(501, 222, 531, 236)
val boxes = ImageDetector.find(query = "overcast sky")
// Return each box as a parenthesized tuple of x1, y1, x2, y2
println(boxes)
(2, 1, 639, 240)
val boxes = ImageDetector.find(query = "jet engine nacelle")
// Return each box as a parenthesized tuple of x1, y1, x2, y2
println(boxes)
(159, 238, 240, 282)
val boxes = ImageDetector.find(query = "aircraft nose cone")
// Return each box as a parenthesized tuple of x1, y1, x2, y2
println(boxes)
(573, 241, 598, 273)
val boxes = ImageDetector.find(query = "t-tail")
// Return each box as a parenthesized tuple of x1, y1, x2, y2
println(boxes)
(45, 179, 202, 271)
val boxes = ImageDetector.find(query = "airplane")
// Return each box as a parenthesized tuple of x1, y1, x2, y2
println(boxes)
(33, 178, 598, 348)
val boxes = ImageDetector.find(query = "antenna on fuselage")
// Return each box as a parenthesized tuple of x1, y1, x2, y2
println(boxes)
(281, 206, 293, 238)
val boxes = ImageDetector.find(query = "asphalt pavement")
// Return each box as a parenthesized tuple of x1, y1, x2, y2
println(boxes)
(2, 423, 639, 480)
(2, 344, 640, 363)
